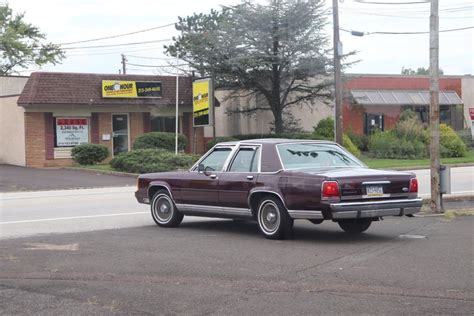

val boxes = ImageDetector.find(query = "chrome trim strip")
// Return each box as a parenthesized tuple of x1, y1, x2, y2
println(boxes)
(287, 210, 324, 219)
(175, 203, 252, 216)
(361, 194, 391, 199)
(330, 198, 423, 212)
(362, 181, 391, 185)
(332, 207, 420, 219)
(341, 193, 409, 200)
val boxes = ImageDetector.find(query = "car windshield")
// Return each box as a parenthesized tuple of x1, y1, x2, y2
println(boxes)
(277, 143, 363, 170)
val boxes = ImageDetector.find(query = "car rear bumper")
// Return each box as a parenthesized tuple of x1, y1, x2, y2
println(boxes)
(330, 198, 423, 219)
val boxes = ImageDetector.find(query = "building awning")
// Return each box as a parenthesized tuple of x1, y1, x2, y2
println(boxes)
(351, 90, 463, 105)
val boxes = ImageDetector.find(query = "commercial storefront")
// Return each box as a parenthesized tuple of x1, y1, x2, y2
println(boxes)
(343, 74, 465, 135)
(0, 72, 205, 168)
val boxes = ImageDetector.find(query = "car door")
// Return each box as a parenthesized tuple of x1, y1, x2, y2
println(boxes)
(177, 146, 234, 206)
(218, 146, 260, 209)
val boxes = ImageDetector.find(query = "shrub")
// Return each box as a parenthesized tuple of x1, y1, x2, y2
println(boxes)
(133, 132, 187, 151)
(393, 116, 428, 144)
(439, 124, 467, 158)
(456, 128, 474, 149)
(368, 131, 426, 159)
(399, 109, 418, 122)
(71, 144, 109, 165)
(348, 133, 369, 152)
(110, 149, 199, 174)
(206, 137, 239, 150)
(312, 117, 334, 140)
(343, 134, 361, 157)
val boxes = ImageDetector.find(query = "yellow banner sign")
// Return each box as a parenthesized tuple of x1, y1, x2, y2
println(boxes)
(102, 80, 162, 98)
(193, 78, 213, 126)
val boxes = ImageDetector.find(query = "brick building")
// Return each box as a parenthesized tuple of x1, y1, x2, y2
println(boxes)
(0, 72, 205, 168)
(343, 74, 464, 135)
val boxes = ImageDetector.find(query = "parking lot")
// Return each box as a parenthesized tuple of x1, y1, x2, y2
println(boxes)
(1, 215, 472, 315)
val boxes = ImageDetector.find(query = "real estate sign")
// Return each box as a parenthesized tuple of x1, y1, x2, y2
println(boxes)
(56, 118, 89, 147)
(192, 78, 214, 127)
(102, 80, 162, 98)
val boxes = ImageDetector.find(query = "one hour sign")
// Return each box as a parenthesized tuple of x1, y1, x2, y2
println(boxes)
(56, 118, 89, 147)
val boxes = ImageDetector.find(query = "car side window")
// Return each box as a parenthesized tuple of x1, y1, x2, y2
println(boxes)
(229, 147, 260, 172)
(198, 147, 232, 171)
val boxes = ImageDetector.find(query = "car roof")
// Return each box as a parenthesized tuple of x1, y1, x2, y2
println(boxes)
(216, 138, 337, 146)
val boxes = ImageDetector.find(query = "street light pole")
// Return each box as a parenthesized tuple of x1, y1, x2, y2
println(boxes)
(332, 0, 343, 145)
(429, 0, 441, 213)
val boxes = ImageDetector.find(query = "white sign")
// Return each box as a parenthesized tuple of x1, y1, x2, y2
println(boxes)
(56, 118, 89, 147)
(102, 134, 111, 141)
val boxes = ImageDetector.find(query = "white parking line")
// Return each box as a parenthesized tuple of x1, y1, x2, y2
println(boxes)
(0, 211, 148, 225)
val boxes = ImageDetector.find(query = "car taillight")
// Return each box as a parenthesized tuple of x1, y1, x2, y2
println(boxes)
(322, 181, 340, 199)
(409, 178, 418, 193)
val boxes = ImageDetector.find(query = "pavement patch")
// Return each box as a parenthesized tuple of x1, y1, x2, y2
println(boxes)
(23, 243, 79, 251)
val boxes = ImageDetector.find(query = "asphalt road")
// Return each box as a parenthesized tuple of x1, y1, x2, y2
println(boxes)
(0, 215, 472, 315)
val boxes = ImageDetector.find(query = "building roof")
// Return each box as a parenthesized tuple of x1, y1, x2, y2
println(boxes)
(17, 72, 192, 106)
(351, 89, 463, 105)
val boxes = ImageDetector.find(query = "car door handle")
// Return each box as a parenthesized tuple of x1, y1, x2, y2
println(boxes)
(210, 174, 218, 179)
(246, 175, 254, 180)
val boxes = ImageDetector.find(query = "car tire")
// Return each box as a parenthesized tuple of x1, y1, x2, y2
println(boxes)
(151, 190, 183, 227)
(257, 196, 293, 240)
(338, 218, 372, 234)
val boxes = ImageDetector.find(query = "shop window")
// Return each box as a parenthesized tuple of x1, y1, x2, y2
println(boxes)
(440, 106, 451, 126)
(151, 116, 177, 133)
(54, 117, 89, 147)
(364, 113, 384, 135)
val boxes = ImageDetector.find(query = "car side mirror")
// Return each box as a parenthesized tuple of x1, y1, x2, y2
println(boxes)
(198, 163, 205, 173)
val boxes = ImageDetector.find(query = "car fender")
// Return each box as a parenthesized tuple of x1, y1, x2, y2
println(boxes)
(247, 187, 288, 214)
(148, 181, 174, 200)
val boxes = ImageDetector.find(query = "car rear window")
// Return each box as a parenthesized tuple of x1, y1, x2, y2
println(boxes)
(277, 143, 363, 170)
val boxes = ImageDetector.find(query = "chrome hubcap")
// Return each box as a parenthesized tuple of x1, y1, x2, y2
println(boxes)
(259, 201, 280, 234)
(153, 195, 173, 222)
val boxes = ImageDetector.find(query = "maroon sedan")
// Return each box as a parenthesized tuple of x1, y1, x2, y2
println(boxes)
(135, 139, 422, 239)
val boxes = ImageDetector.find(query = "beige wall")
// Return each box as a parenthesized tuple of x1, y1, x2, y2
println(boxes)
(461, 75, 474, 131)
(0, 96, 26, 166)
(206, 88, 333, 138)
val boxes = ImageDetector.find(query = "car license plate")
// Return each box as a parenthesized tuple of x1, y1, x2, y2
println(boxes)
(366, 185, 384, 197)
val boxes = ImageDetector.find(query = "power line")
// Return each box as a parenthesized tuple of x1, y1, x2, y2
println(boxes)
(50, 38, 172, 51)
(340, 9, 473, 19)
(127, 62, 188, 68)
(57, 22, 176, 46)
(340, 25, 474, 35)
(126, 55, 175, 60)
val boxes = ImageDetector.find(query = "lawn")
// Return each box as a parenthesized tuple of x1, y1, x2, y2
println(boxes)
(361, 150, 474, 169)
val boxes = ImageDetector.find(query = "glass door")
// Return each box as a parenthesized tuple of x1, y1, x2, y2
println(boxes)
(112, 114, 129, 156)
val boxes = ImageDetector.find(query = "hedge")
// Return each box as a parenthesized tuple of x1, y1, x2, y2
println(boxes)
(71, 144, 109, 165)
(110, 149, 199, 174)
(133, 132, 187, 151)
(368, 131, 427, 159)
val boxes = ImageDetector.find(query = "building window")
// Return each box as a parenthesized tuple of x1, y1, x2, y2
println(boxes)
(364, 113, 384, 135)
(54, 117, 89, 147)
(151, 116, 177, 133)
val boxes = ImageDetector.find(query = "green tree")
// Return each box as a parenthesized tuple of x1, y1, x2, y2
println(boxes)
(0, 3, 64, 75)
(401, 66, 444, 75)
(165, 0, 333, 133)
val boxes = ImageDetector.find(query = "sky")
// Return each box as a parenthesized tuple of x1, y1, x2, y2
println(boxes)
(7, 0, 474, 76)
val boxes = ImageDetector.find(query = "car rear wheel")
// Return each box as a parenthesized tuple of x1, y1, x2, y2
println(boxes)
(257, 196, 293, 240)
(151, 190, 183, 227)
(338, 218, 372, 234)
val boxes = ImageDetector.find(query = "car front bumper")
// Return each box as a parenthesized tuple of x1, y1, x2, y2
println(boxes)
(330, 198, 423, 219)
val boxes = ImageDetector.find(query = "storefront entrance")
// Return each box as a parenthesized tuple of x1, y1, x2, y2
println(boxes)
(112, 114, 129, 156)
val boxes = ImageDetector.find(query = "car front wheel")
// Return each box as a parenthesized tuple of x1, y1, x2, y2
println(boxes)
(151, 190, 183, 227)
(257, 196, 293, 240)
(338, 218, 372, 234)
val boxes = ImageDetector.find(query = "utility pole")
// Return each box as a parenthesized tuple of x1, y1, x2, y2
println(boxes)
(175, 57, 179, 155)
(429, 0, 441, 213)
(121, 54, 127, 75)
(332, 0, 343, 145)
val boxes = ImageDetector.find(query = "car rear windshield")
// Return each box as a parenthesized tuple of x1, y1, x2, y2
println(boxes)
(277, 143, 363, 170)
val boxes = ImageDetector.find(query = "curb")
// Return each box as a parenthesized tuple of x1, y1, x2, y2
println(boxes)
(64, 167, 139, 178)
